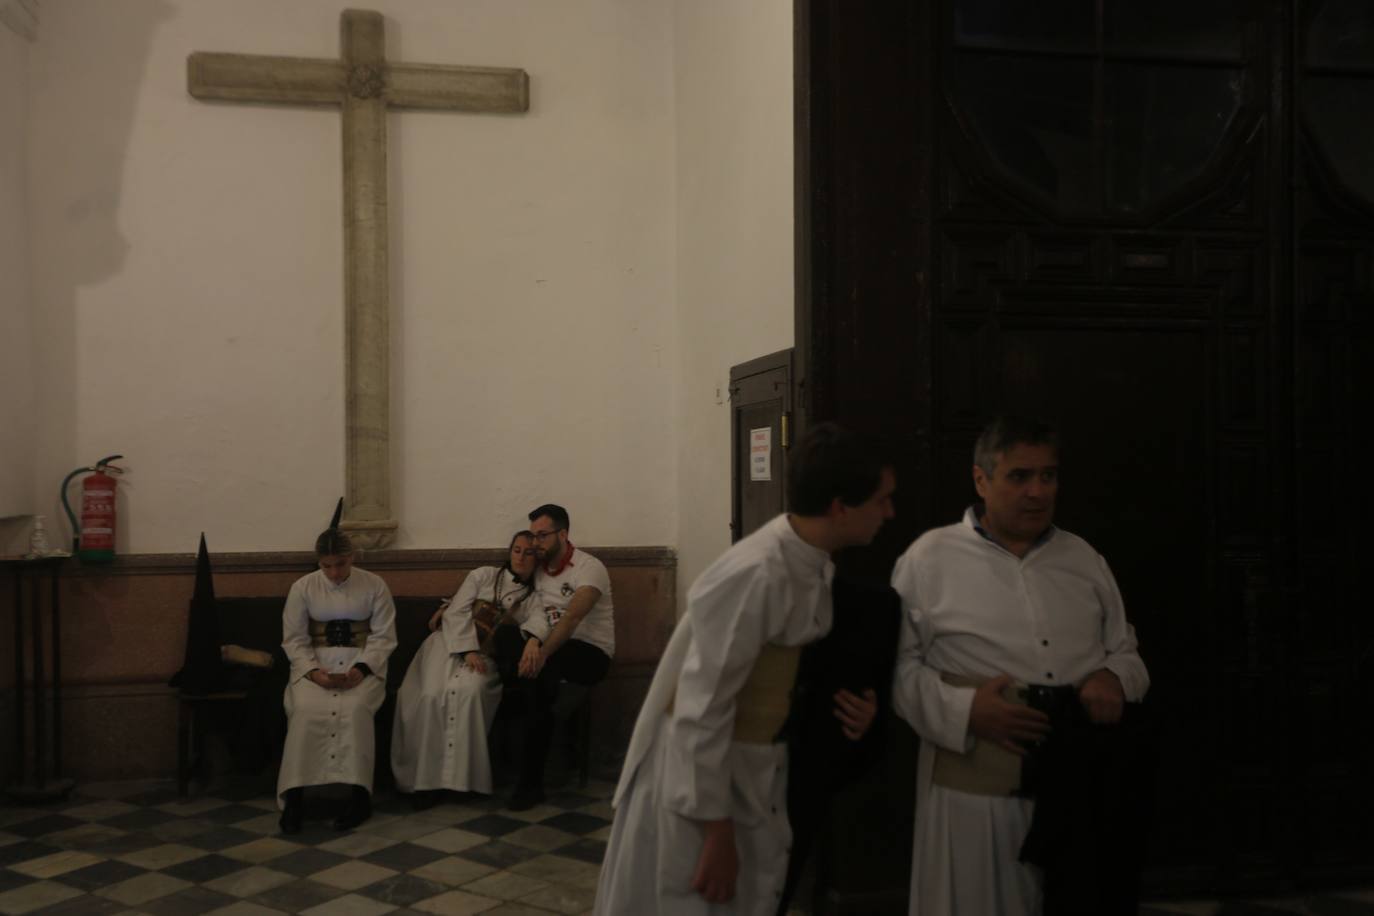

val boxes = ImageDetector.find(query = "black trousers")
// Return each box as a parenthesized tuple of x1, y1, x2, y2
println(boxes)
(491, 625, 610, 790)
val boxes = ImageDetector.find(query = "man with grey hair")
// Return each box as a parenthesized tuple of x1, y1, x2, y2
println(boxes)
(890, 416, 1149, 914)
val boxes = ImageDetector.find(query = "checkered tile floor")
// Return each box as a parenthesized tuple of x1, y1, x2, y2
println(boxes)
(0, 780, 615, 915)
(5, 782, 1374, 916)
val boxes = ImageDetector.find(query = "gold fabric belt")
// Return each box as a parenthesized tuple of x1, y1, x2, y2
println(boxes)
(666, 643, 802, 745)
(930, 672, 1026, 797)
(308, 618, 371, 649)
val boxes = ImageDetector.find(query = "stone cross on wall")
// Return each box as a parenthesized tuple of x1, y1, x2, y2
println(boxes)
(188, 9, 529, 548)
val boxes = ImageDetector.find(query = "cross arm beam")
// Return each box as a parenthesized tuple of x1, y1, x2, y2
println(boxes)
(188, 53, 345, 106)
(386, 64, 529, 113)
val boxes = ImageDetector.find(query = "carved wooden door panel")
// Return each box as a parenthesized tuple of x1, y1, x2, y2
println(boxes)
(798, 0, 1373, 897)
(1286, 0, 1374, 884)
(928, 1, 1280, 889)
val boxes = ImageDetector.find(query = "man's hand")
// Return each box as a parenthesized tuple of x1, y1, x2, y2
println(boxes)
(1078, 668, 1125, 725)
(833, 688, 878, 741)
(464, 652, 488, 675)
(968, 674, 1051, 756)
(517, 637, 545, 679)
(690, 818, 738, 904)
(307, 669, 334, 689)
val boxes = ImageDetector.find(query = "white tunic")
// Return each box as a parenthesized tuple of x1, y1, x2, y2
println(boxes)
(390, 566, 532, 794)
(595, 514, 833, 916)
(890, 509, 1150, 916)
(277, 567, 398, 806)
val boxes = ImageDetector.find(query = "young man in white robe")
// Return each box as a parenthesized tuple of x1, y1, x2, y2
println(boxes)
(890, 416, 1150, 915)
(594, 423, 895, 915)
(278, 528, 397, 833)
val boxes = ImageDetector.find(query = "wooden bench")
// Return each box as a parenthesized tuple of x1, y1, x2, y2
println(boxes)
(176, 595, 593, 794)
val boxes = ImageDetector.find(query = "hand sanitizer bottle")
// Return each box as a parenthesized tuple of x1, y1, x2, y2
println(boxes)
(27, 515, 51, 558)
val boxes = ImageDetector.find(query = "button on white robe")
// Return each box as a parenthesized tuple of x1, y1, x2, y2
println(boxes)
(391, 566, 531, 794)
(890, 509, 1149, 916)
(595, 514, 834, 916)
(277, 567, 397, 807)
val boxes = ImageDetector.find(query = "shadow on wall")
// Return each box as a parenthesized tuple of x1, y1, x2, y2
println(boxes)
(33, 0, 173, 547)
(3, 0, 172, 789)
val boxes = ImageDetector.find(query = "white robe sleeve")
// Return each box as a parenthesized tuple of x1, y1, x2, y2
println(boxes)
(282, 578, 319, 683)
(1094, 552, 1150, 702)
(890, 549, 976, 754)
(660, 567, 776, 822)
(441, 568, 488, 656)
(358, 578, 398, 676)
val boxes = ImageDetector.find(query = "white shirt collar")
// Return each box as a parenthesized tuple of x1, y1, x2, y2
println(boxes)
(772, 513, 835, 584)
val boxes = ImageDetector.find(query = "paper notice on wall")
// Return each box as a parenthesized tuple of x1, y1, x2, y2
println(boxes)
(750, 427, 772, 481)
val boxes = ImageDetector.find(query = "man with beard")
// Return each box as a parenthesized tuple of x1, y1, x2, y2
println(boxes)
(501, 503, 615, 810)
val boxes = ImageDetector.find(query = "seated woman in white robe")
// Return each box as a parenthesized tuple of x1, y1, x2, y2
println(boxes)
(278, 528, 397, 834)
(391, 530, 537, 806)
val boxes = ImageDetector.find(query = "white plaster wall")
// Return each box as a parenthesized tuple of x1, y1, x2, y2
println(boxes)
(0, 22, 35, 520)
(671, 2, 794, 605)
(27, 0, 677, 553)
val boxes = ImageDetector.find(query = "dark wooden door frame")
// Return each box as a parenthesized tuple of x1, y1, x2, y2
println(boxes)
(793, 0, 932, 427)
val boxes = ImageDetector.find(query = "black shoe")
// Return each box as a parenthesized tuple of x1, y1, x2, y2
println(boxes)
(279, 789, 304, 835)
(507, 786, 545, 812)
(410, 789, 442, 812)
(332, 787, 372, 831)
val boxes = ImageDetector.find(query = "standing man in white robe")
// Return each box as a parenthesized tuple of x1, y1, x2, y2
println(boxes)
(891, 416, 1150, 915)
(595, 423, 894, 915)
(391, 530, 537, 805)
(278, 528, 397, 833)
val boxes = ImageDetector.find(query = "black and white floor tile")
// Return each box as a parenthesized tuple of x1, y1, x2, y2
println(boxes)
(3, 781, 1373, 915)
(0, 780, 613, 915)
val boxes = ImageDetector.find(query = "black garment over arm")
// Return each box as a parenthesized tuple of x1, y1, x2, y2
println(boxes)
(777, 574, 902, 915)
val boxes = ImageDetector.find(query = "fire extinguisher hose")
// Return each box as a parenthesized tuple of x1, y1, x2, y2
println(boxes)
(60, 454, 124, 553)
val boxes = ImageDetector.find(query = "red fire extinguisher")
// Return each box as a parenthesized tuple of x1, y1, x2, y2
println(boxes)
(61, 454, 125, 564)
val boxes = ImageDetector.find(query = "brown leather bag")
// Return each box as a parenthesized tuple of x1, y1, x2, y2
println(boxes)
(471, 598, 502, 645)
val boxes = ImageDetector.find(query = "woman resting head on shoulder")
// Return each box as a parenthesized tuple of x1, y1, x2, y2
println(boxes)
(428, 529, 539, 632)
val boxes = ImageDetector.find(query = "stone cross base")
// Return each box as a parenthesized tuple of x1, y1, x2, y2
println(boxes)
(340, 518, 398, 550)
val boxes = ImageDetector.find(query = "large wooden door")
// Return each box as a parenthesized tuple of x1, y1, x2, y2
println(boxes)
(1288, 0, 1374, 885)
(797, 0, 1374, 895)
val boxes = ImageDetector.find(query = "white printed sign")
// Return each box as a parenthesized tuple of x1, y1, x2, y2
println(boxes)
(750, 427, 772, 481)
